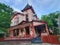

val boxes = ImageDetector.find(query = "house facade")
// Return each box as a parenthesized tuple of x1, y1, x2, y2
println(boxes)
(8, 4, 49, 41)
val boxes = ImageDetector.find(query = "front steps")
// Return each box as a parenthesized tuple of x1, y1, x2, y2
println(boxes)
(31, 37, 42, 43)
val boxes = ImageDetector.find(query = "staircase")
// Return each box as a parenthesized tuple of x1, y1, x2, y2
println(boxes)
(31, 37, 42, 43)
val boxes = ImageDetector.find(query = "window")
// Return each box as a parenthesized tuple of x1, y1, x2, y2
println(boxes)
(26, 14, 28, 22)
(14, 16, 19, 25)
(13, 29, 19, 36)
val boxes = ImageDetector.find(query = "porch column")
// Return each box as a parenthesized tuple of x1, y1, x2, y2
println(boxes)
(30, 24, 35, 38)
(45, 24, 49, 35)
(19, 29, 22, 37)
(29, 25, 32, 37)
(10, 30, 13, 38)
(19, 28, 26, 37)
(23, 28, 26, 37)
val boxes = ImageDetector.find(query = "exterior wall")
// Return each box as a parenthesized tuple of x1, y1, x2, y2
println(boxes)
(11, 15, 19, 26)
(27, 9, 34, 21)
(19, 15, 25, 22)
(23, 9, 34, 21)
(10, 14, 25, 26)
(23, 14, 26, 21)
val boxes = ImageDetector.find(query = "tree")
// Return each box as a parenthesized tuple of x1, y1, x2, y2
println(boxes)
(41, 11, 60, 35)
(0, 3, 13, 34)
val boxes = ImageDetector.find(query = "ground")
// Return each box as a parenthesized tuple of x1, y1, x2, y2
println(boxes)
(0, 42, 60, 45)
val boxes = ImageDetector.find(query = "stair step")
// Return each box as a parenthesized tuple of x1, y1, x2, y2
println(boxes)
(31, 37, 42, 43)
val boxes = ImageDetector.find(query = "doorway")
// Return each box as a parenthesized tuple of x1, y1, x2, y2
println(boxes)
(34, 24, 46, 37)
(25, 26, 30, 35)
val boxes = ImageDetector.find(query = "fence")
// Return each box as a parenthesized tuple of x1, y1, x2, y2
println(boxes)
(41, 35, 60, 44)
(0, 35, 60, 44)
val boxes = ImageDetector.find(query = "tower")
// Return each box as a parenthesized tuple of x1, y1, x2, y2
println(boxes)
(21, 4, 36, 21)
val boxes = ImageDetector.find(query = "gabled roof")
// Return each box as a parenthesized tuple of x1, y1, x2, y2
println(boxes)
(21, 4, 35, 13)
(10, 20, 47, 27)
(32, 20, 47, 24)
(13, 11, 24, 15)
(11, 11, 24, 20)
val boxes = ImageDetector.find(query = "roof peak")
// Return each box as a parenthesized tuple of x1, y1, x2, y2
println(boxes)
(26, 3, 32, 6)
(21, 3, 35, 13)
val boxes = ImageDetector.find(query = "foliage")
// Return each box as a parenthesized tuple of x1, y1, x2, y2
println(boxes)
(0, 3, 13, 33)
(41, 11, 60, 35)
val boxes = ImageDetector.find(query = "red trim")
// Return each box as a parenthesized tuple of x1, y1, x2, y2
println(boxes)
(32, 20, 47, 24)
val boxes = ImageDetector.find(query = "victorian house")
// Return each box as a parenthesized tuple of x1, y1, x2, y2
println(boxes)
(8, 4, 49, 40)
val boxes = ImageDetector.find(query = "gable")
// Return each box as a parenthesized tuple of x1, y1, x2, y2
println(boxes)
(21, 4, 35, 13)
(11, 13, 24, 20)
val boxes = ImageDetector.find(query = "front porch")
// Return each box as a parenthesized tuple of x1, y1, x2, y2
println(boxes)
(0, 21, 48, 44)
(9, 22, 35, 39)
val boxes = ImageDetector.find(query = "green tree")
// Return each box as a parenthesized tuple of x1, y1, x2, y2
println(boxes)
(41, 11, 60, 35)
(0, 3, 13, 34)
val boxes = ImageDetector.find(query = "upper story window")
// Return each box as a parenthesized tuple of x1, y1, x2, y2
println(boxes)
(14, 16, 19, 25)
(26, 14, 28, 22)
(11, 16, 19, 26)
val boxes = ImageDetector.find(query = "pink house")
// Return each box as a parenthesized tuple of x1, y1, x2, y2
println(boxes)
(5, 4, 49, 42)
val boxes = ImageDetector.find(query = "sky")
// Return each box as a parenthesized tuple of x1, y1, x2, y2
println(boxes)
(0, 0, 60, 18)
